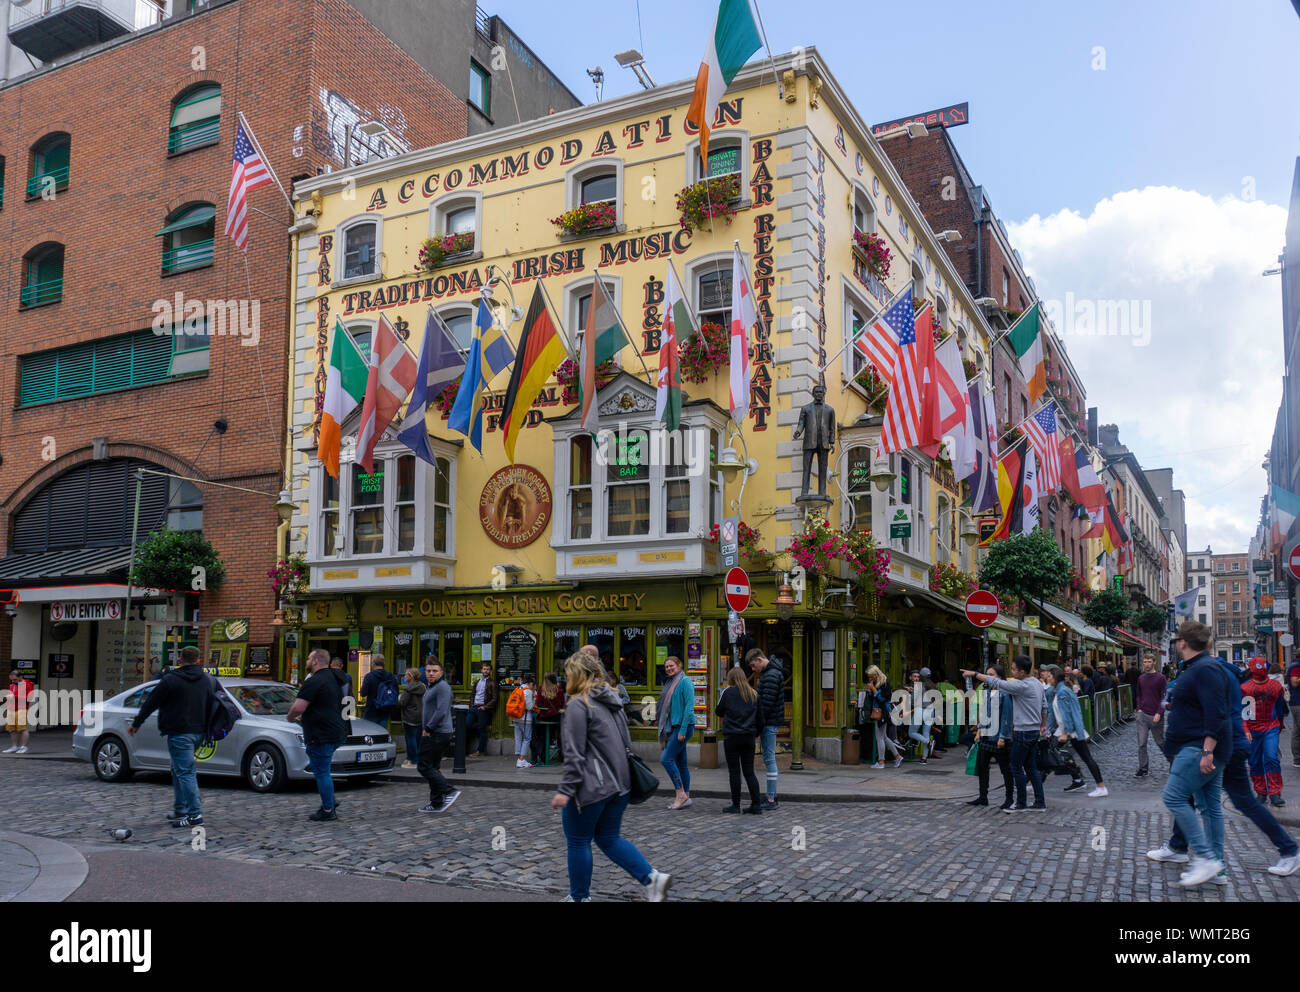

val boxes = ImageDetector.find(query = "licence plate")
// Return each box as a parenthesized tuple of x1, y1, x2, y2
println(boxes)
(357, 750, 387, 763)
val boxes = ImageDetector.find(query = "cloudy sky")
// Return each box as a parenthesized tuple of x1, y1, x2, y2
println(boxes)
(497, 0, 1298, 552)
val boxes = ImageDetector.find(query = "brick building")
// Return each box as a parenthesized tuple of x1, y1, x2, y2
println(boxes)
(881, 124, 1094, 605)
(1210, 552, 1254, 661)
(0, 0, 567, 702)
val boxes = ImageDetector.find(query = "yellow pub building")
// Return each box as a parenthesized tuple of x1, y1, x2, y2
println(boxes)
(280, 48, 1058, 764)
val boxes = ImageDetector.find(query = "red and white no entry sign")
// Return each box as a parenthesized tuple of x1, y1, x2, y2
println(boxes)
(725, 567, 751, 613)
(1289, 548, 1300, 582)
(965, 589, 1000, 627)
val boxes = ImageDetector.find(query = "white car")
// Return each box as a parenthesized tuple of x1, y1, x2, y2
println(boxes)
(72, 678, 397, 792)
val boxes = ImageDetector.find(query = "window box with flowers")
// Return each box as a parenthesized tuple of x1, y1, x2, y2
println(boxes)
(552, 201, 618, 238)
(962, 357, 979, 383)
(929, 562, 978, 601)
(678, 321, 729, 383)
(707, 520, 776, 570)
(416, 233, 476, 271)
(676, 173, 743, 234)
(556, 357, 618, 404)
(852, 364, 888, 408)
(852, 231, 891, 280)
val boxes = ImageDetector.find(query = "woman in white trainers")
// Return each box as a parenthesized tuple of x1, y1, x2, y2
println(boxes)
(1043, 666, 1107, 797)
(863, 666, 904, 769)
(511, 675, 536, 768)
(551, 651, 671, 902)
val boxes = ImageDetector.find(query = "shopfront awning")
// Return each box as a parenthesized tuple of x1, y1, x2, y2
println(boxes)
(1038, 600, 1109, 644)
(1116, 629, 1158, 649)
(0, 546, 134, 585)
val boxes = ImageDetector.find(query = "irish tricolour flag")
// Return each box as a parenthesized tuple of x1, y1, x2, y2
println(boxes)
(685, 0, 762, 165)
(317, 318, 368, 478)
(1007, 302, 1047, 404)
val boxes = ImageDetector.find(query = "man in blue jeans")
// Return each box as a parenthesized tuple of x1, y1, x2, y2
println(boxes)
(1154, 621, 1231, 887)
(1148, 652, 1300, 879)
(287, 648, 350, 822)
(129, 646, 214, 828)
(963, 655, 1047, 812)
(749, 648, 785, 811)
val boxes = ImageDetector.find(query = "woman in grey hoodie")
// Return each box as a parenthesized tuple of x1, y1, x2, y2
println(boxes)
(551, 651, 672, 902)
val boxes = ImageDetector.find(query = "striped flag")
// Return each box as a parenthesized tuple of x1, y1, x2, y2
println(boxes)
(1022, 402, 1061, 493)
(396, 309, 465, 466)
(1007, 303, 1048, 404)
(967, 381, 1000, 513)
(855, 286, 910, 385)
(500, 284, 567, 463)
(988, 439, 1041, 541)
(224, 117, 273, 251)
(729, 246, 756, 424)
(317, 319, 368, 478)
(579, 275, 625, 432)
(684, 0, 762, 165)
(356, 314, 418, 474)
(448, 298, 517, 452)
(876, 290, 927, 454)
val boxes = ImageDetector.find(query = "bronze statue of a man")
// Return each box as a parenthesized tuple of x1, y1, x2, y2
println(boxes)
(794, 384, 836, 497)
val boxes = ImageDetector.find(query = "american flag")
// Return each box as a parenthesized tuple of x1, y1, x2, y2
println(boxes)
(855, 286, 910, 386)
(224, 117, 272, 250)
(1023, 401, 1061, 492)
(874, 289, 925, 454)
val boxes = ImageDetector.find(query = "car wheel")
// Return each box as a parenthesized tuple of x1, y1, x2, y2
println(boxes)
(92, 736, 133, 782)
(244, 743, 287, 793)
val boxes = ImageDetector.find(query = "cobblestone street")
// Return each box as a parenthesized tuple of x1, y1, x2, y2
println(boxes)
(1, 721, 1298, 901)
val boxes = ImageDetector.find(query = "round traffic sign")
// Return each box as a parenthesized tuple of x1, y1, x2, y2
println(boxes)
(725, 567, 751, 613)
(1289, 547, 1300, 582)
(964, 589, 1000, 628)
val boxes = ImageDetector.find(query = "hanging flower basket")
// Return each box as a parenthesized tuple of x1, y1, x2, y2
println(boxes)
(788, 513, 890, 597)
(268, 553, 309, 605)
(852, 231, 891, 280)
(556, 357, 618, 404)
(678, 321, 730, 383)
(551, 201, 617, 237)
(708, 521, 768, 560)
(962, 357, 979, 382)
(416, 232, 475, 272)
(676, 174, 742, 233)
(853, 365, 888, 406)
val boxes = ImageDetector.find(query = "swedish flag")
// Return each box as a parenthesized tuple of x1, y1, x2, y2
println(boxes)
(448, 299, 515, 452)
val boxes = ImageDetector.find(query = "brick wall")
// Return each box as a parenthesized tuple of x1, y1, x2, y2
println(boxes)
(0, 0, 465, 653)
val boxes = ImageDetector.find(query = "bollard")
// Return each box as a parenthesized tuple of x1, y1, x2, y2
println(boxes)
(452, 703, 470, 774)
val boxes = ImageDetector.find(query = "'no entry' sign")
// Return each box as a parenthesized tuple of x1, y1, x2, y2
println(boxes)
(725, 567, 751, 613)
(965, 590, 1000, 628)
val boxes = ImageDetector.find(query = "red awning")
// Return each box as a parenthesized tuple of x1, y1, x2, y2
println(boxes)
(1115, 629, 1156, 649)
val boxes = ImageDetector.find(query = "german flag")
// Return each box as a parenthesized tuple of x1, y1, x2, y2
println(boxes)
(985, 439, 1039, 543)
(501, 283, 568, 463)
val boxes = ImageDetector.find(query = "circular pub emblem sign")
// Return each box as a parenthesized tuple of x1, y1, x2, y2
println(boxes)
(479, 465, 552, 549)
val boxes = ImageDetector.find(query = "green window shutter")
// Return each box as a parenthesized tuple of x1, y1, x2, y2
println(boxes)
(56, 344, 93, 397)
(19, 352, 57, 406)
(131, 331, 174, 386)
(42, 140, 69, 175)
(93, 335, 133, 393)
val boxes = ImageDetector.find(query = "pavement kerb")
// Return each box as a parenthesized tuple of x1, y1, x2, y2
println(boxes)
(0, 830, 89, 902)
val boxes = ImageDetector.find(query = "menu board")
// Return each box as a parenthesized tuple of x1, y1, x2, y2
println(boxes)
(495, 626, 538, 681)
(688, 623, 710, 729)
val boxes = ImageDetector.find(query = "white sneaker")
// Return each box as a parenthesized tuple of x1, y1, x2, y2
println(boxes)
(643, 869, 672, 902)
(1213, 870, 1228, 886)
(14, 746, 28, 754)
(1, 746, 17, 754)
(1268, 854, 1300, 876)
(893, 755, 904, 768)
(1088, 786, 1108, 798)
(518, 759, 533, 769)
(1179, 857, 1225, 888)
(870, 762, 884, 770)
(1146, 845, 1189, 864)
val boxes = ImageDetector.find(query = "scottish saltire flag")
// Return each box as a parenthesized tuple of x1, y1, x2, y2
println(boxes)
(448, 299, 515, 452)
(398, 310, 466, 465)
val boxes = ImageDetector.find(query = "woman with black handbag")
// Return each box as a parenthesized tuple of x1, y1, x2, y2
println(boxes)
(551, 651, 671, 902)
(715, 666, 764, 813)
(862, 665, 903, 769)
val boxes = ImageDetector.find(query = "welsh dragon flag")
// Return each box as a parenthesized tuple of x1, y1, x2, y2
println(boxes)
(656, 264, 695, 432)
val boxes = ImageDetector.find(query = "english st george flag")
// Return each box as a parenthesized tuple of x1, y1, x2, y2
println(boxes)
(729, 246, 758, 424)
(224, 117, 273, 250)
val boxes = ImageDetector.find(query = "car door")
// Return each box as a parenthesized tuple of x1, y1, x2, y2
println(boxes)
(120, 684, 169, 770)
(198, 684, 251, 776)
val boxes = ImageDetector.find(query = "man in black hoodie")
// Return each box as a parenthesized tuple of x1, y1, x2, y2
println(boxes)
(129, 646, 214, 828)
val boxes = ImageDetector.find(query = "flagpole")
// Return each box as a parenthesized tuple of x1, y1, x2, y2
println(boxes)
(237, 111, 295, 216)
(747, 0, 784, 100)
(820, 281, 909, 373)
(994, 395, 1056, 449)
(665, 256, 707, 358)
(536, 278, 579, 365)
(595, 268, 655, 387)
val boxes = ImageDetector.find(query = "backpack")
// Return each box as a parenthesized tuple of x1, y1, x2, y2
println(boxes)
(506, 686, 527, 719)
(205, 678, 242, 742)
(373, 674, 399, 709)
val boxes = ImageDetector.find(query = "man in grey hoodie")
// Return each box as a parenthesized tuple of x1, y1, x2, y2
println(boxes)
(963, 655, 1047, 812)
(417, 661, 459, 813)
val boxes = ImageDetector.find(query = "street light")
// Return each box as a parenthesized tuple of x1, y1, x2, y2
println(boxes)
(870, 450, 896, 492)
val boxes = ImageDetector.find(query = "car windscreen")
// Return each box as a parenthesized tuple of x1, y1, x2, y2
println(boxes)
(230, 685, 297, 716)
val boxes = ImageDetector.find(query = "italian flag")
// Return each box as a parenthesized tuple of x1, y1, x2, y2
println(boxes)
(1007, 302, 1047, 404)
(685, 0, 762, 165)
(317, 318, 368, 478)
(579, 274, 625, 432)
(656, 264, 695, 432)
